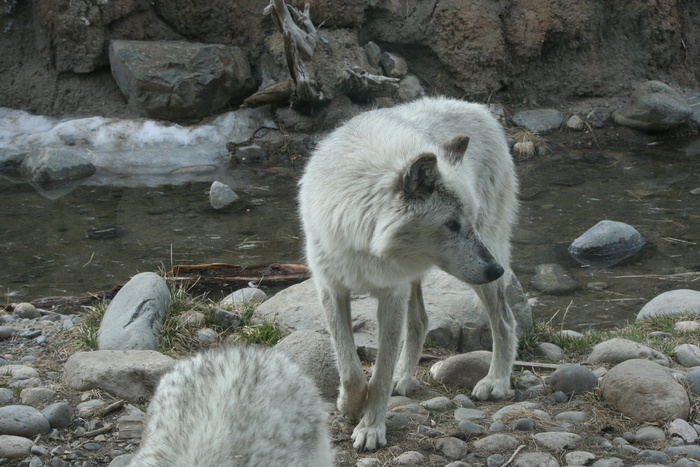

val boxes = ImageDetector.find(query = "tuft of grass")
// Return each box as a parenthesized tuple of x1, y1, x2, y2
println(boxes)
(63, 277, 284, 356)
(519, 313, 700, 363)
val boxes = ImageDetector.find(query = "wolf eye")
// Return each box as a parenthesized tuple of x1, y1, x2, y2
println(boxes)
(445, 219, 461, 232)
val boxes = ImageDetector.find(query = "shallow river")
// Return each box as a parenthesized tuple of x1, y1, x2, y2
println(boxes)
(1, 140, 698, 330)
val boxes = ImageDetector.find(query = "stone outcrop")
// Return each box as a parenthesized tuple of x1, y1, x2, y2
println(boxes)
(109, 40, 255, 120)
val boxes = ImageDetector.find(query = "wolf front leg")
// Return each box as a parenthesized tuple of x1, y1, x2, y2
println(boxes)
(352, 287, 408, 451)
(320, 285, 367, 421)
(471, 276, 517, 400)
(393, 280, 428, 396)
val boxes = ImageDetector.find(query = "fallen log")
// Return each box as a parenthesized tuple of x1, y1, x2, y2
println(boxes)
(167, 262, 311, 294)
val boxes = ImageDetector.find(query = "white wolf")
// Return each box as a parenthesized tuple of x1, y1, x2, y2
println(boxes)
(128, 345, 334, 467)
(298, 96, 519, 451)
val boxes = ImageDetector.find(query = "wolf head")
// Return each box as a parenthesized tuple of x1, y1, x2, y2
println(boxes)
(371, 135, 504, 285)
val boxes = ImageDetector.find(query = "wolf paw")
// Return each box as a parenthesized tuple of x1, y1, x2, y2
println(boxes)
(472, 377, 514, 401)
(392, 376, 421, 396)
(338, 380, 368, 422)
(352, 420, 387, 451)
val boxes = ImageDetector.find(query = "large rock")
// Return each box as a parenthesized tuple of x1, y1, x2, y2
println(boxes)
(637, 289, 700, 320)
(600, 359, 690, 423)
(97, 272, 171, 351)
(613, 80, 693, 131)
(429, 351, 492, 389)
(62, 350, 175, 402)
(254, 269, 532, 360)
(109, 40, 255, 121)
(19, 147, 96, 199)
(274, 330, 339, 402)
(585, 338, 669, 366)
(568, 220, 645, 268)
(0, 405, 51, 437)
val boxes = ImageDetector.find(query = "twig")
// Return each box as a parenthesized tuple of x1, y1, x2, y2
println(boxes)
(83, 423, 113, 438)
(97, 400, 126, 417)
(503, 444, 526, 467)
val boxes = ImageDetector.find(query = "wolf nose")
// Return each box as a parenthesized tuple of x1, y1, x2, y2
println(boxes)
(485, 263, 504, 282)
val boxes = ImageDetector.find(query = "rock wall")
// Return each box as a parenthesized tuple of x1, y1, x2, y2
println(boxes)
(1, 0, 698, 117)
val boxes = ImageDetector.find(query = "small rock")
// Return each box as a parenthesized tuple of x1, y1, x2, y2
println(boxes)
(41, 402, 74, 429)
(635, 426, 666, 442)
(453, 394, 476, 408)
(530, 263, 580, 294)
(512, 109, 565, 135)
(586, 338, 669, 366)
(565, 451, 596, 465)
(512, 141, 536, 159)
(0, 327, 16, 340)
(420, 396, 452, 412)
(430, 351, 491, 389)
(458, 420, 484, 435)
(675, 343, 700, 367)
(532, 431, 581, 451)
(586, 108, 608, 128)
(454, 408, 487, 421)
(512, 452, 559, 467)
(509, 418, 535, 431)
(392, 404, 430, 424)
(590, 457, 624, 467)
(0, 405, 51, 436)
(542, 391, 569, 404)
(558, 329, 584, 338)
(220, 287, 267, 307)
(177, 310, 206, 328)
(212, 308, 243, 330)
(20, 387, 56, 407)
(668, 418, 698, 443)
(472, 434, 519, 453)
(686, 369, 700, 396)
(554, 411, 589, 423)
(638, 290, 700, 320)
(534, 342, 565, 361)
(232, 145, 266, 164)
(384, 412, 409, 430)
(637, 450, 672, 464)
(649, 331, 673, 338)
(83, 442, 100, 451)
(566, 114, 585, 131)
(398, 74, 425, 102)
(489, 419, 506, 432)
(435, 437, 468, 459)
(394, 450, 425, 465)
(487, 454, 505, 467)
(417, 425, 444, 437)
(195, 328, 218, 345)
(663, 444, 700, 459)
(364, 41, 382, 68)
(547, 363, 598, 395)
(0, 434, 34, 458)
(568, 220, 645, 268)
(13, 303, 41, 319)
(209, 181, 240, 209)
(675, 320, 700, 332)
(380, 52, 408, 78)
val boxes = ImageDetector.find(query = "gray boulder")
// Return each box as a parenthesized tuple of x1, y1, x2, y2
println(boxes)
(430, 351, 492, 389)
(637, 289, 700, 320)
(568, 220, 645, 268)
(600, 359, 690, 423)
(613, 80, 692, 131)
(63, 350, 175, 402)
(97, 272, 171, 351)
(511, 109, 565, 135)
(585, 338, 669, 366)
(109, 40, 255, 121)
(0, 434, 34, 459)
(274, 330, 339, 402)
(254, 268, 532, 360)
(20, 147, 96, 199)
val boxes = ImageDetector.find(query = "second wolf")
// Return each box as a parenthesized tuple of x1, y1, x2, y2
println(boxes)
(299, 96, 519, 451)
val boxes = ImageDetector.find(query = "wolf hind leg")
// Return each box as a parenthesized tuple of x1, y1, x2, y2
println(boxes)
(393, 280, 427, 396)
(471, 275, 517, 401)
(320, 285, 367, 421)
(352, 287, 407, 451)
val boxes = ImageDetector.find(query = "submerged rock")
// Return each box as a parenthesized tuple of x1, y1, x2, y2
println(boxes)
(568, 220, 645, 268)
(613, 80, 692, 131)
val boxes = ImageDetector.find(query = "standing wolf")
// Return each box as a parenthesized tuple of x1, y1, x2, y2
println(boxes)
(129, 345, 334, 467)
(299, 96, 519, 451)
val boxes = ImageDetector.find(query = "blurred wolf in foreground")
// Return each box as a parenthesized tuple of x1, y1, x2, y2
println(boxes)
(129, 345, 334, 466)
(299, 96, 519, 451)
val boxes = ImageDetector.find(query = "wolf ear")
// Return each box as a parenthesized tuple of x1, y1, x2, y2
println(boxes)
(403, 153, 438, 201)
(442, 135, 470, 165)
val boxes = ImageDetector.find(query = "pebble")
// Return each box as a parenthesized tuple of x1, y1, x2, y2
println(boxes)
(487, 453, 505, 467)
(568, 220, 645, 268)
(566, 451, 596, 465)
(220, 287, 268, 307)
(530, 263, 580, 294)
(637, 449, 672, 464)
(454, 408, 487, 421)
(209, 180, 240, 209)
(532, 432, 581, 451)
(392, 404, 430, 424)
(675, 343, 700, 367)
(554, 411, 589, 423)
(20, 387, 56, 406)
(435, 437, 468, 459)
(547, 363, 598, 395)
(510, 418, 536, 431)
(13, 303, 41, 319)
(472, 434, 519, 453)
(458, 420, 484, 435)
(195, 328, 219, 345)
(41, 402, 74, 429)
(636, 426, 666, 442)
(420, 396, 452, 411)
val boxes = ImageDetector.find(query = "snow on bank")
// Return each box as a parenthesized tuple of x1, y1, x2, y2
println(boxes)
(0, 106, 278, 176)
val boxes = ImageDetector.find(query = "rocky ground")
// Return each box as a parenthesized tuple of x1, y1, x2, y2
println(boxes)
(1, 294, 700, 467)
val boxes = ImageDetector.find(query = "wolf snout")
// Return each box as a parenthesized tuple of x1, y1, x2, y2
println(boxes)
(485, 263, 505, 282)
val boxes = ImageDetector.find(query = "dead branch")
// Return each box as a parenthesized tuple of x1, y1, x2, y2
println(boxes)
(341, 68, 400, 101)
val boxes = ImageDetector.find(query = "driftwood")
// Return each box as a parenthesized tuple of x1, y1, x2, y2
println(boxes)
(264, 0, 321, 106)
(168, 262, 310, 295)
(241, 79, 294, 108)
(341, 68, 400, 101)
